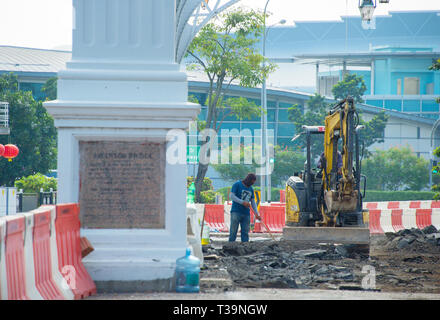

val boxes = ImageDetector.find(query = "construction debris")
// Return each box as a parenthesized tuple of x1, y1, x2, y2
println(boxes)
(379, 225, 440, 253)
(200, 228, 440, 293)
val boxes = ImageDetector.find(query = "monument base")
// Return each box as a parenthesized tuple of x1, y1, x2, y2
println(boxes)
(82, 229, 187, 293)
(94, 279, 175, 293)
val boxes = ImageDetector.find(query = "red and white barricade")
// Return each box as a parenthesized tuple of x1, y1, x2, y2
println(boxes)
(364, 201, 440, 234)
(0, 203, 95, 300)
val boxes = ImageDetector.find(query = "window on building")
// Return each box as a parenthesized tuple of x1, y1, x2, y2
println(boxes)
(426, 83, 434, 95)
(417, 127, 420, 139)
(397, 79, 402, 95)
(403, 77, 420, 95)
(319, 76, 339, 97)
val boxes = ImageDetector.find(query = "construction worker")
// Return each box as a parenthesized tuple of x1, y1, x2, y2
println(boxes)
(317, 151, 343, 175)
(228, 173, 262, 242)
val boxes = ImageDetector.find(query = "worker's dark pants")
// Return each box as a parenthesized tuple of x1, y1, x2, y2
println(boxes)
(229, 211, 250, 242)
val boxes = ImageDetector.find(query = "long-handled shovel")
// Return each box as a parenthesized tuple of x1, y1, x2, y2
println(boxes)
(253, 211, 276, 241)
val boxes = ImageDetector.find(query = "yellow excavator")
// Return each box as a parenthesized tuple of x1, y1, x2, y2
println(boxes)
(283, 97, 370, 247)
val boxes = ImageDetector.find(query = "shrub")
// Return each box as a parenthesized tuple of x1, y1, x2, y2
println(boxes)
(216, 186, 282, 202)
(187, 176, 213, 191)
(363, 190, 436, 202)
(14, 173, 57, 193)
(200, 190, 217, 204)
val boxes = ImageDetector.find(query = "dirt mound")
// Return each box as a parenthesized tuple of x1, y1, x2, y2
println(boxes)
(378, 226, 440, 254)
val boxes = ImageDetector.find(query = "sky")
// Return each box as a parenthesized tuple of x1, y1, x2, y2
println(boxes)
(0, 0, 439, 50)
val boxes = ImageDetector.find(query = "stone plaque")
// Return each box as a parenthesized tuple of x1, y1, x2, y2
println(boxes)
(79, 141, 165, 229)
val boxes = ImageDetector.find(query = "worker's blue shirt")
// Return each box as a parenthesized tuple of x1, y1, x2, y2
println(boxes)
(230, 180, 254, 215)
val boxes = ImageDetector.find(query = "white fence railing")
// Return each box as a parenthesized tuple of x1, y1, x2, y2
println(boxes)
(0, 101, 9, 134)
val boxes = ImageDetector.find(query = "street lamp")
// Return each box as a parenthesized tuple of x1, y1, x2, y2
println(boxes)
(358, 0, 376, 22)
(261, 0, 286, 203)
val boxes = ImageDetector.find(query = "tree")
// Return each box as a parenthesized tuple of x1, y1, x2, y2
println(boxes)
(0, 74, 57, 186)
(357, 110, 388, 157)
(213, 145, 306, 188)
(41, 77, 57, 101)
(362, 146, 429, 191)
(430, 59, 440, 198)
(332, 73, 367, 103)
(186, 7, 275, 202)
(429, 58, 440, 104)
(287, 93, 388, 160)
(288, 94, 329, 160)
(432, 146, 440, 199)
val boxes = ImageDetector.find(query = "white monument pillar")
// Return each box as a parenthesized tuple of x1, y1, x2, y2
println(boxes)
(44, 0, 200, 292)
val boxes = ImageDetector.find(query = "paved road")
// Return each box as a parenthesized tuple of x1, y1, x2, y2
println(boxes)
(87, 288, 440, 300)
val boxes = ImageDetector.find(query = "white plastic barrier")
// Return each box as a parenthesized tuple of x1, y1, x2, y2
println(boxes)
(0, 217, 7, 299)
(22, 213, 43, 300)
(0, 188, 17, 216)
(41, 205, 74, 300)
(186, 203, 203, 266)
(432, 208, 440, 230)
(0, 188, 6, 216)
(7, 188, 16, 215)
(402, 209, 417, 230)
(378, 210, 394, 233)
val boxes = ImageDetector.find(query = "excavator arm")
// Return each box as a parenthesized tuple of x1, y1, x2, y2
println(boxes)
(321, 97, 359, 223)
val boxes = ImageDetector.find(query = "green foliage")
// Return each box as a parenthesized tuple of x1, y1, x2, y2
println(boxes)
(187, 7, 276, 201)
(287, 93, 388, 159)
(288, 94, 328, 158)
(216, 186, 282, 202)
(14, 173, 57, 193)
(358, 111, 388, 157)
(432, 146, 440, 199)
(41, 77, 57, 101)
(362, 146, 429, 191)
(0, 73, 57, 186)
(331, 73, 367, 103)
(200, 190, 217, 204)
(364, 190, 436, 202)
(429, 58, 440, 71)
(430, 59, 440, 105)
(187, 176, 213, 192)
(212, 145, 305, 188)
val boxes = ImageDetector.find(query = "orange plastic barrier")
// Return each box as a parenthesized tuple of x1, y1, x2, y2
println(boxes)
(415, 209, 432, 229)
(391, 209, 404, 232)
(55, 204, 96, 299)
(251, 208, 262, 233)
(260, 206, 285, 233)
(204, 204, 228, 232)
(368, 209, 384, 234)
(279, 190, 286, 203)
(32, 209, 64, 300)
(5, 215, 29, 300)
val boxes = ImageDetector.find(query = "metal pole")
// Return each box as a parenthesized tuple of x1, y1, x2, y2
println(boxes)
(260, 0, 270, 203)
(430, 118, 440, 189)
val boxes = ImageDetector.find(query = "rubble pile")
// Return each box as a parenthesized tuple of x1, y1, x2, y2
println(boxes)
(381, 225, 440, 253)
(202, 241, 369, 290)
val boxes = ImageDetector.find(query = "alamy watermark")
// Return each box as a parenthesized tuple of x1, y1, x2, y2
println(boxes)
(361, 265, 376, 290)
(166, 121, 275, 176)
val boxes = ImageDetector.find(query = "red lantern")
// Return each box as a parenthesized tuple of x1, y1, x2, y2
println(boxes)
(3, 144, 19, 162)
(0, 144, 4, 157)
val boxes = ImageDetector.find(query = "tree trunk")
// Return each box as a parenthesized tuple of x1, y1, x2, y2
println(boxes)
(195, 162, 209, 203)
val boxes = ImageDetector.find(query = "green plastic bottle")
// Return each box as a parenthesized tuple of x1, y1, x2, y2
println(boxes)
(187, 182, 195, 204)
